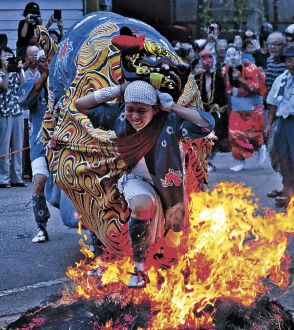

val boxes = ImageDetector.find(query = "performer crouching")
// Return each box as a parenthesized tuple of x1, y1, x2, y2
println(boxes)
(75, 81, 215, 288)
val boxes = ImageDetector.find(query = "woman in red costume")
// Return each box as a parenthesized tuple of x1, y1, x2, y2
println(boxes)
(222, 46, 267, 171)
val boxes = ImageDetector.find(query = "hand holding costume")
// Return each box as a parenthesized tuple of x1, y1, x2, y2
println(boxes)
(157, 90, 174, 112)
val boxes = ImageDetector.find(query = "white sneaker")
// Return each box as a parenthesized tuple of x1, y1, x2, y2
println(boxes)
(87, 267, 103, 277)
(230, 161, 247, 172)
(257, 145, 267, 167)
(127, 268, 149, 288)
(32, 229, 48, 243)
(87, 261, 104, 276)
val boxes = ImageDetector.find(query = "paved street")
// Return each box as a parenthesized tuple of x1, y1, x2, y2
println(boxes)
(0, 151, 293, 328)
(0, 184, 83, 327)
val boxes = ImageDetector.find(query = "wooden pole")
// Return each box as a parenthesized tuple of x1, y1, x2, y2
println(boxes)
(263, 0, 270, 22)
(85, 0, 100, 14)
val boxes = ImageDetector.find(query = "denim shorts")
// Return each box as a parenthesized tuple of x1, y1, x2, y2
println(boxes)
(117, 172, 165, 244)
(31, 157, 49, 177)
(117, 173, 155, 205)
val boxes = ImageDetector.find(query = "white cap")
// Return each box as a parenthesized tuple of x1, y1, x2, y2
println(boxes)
(124, 81, 157, 105)
(36, 49, 46, 61)
(285, 24, 294, 34)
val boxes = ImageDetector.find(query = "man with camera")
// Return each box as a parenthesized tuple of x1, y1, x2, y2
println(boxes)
(0, 46, 26, 188)
(16, 2, 42, 61)
(45, 10, 63, 44)
(194, 22, 221, 60)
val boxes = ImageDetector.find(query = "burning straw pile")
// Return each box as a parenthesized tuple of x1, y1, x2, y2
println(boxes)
(8, 182, 294, 329)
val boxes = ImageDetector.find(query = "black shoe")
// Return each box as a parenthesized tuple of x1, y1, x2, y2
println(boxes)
(267, 190, 284, 198)
(0, 183, 11, 188)
(11, 182, 28, 187)
(275, 196, 290, 208)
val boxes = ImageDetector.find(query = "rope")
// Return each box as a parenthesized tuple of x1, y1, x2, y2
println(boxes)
(0, 146, 30, 158)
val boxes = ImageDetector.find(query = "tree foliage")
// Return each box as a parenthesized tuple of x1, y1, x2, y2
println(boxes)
(198, 0, 263, 32)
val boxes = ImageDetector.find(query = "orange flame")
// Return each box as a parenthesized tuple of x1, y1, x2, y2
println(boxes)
(63, 182, 294, 329)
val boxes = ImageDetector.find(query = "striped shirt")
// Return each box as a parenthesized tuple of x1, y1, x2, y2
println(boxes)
(265, 57, 286, 92)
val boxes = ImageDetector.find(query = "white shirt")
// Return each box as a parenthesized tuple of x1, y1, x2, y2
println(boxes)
(267, 70, 294, 118)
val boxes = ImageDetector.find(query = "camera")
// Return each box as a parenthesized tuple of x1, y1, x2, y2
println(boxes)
(28, 13, 40, 25)
(54, 10, 62, 20)
(208, 25, 215, 33)
(7, 57, 21, 73)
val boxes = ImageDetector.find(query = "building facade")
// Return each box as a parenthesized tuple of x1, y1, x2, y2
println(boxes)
(0, 0, 85, 51)
(0, 1, 293, 51)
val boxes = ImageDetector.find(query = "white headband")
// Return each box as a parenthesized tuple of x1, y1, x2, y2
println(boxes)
(124, 81, 157, 105)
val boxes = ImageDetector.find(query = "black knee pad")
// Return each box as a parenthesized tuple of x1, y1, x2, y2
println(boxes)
(32, 195, 50, 225)
(128, 217, 150, 263)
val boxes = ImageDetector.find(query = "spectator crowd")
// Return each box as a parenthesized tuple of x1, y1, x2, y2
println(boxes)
(172, 20, 294, 208)
(0, 2, 64, 242)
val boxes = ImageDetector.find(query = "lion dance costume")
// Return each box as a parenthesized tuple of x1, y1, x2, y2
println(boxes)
(41, 12, 212, 256)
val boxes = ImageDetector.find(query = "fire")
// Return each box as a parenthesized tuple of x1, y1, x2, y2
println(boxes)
(63, 182, 294, 329)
